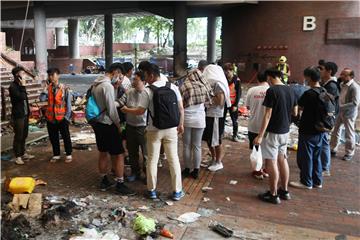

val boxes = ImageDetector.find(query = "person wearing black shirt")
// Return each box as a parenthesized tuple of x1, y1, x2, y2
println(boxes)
(223, 63, 242, 142)
(319, 62, 339, 177)
(289, 67, 325, 190)
(253, 68, 298, 204)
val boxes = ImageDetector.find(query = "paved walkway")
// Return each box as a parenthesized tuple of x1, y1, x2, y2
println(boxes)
(1, 126, 359, 239)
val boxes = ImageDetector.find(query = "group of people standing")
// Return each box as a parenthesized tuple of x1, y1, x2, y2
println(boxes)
(9, 57, 359, 204)
(246, 61, 359, 204)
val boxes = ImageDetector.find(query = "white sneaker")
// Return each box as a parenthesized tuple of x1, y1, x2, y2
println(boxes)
(158, 159, 163, 168)
(50, 156, 61, 163)
(160, 153, 167, 160)
(208, 162, 223, 172)
(65, 155, 72, 163)
(22, 153, 35, 160)
(289, 181, 312, 190)
(15, 157, 25, 165)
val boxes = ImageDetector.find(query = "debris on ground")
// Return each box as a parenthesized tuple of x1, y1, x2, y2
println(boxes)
(229, 180, 238, 185)
(197, 207, 215, 217)
(71, 131, 96, 145)
(69, 228, 120, 240)
(342, 209, 360, 216)
(177, 212, 201, 223)
(225, 197, 231, 202)
(133, 214, 156, 236)
(1, 153, 12, 161)
(209, 221, 234, 238)
(41, 200, 79, 226)
(203, 197, 210, 202)
(1, 213, 40, 240)
(201, 186, 213, 192)
(7, 177, 36, 194)
(8, 193, 42, 218)
(160, 228, 174, 239)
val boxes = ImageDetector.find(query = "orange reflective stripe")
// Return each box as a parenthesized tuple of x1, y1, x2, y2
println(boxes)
(229, 82, 236, 104)
(45, 84, 67, 122)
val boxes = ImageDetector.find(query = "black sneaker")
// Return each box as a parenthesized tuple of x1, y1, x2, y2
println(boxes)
(330, 150, 337, 157)
(182, 168, 190, 178)
(258, 191, 281, 204)
(100, 175, 113, 191)
(278, 188, 291, 200)
(116, 182, 136, 196)
(190, 169, 199, 179)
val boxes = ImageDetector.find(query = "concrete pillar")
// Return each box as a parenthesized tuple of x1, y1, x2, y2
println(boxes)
(68, 19, 80, 58)
(207, 16, 216, 64)
(173, 3, 187, 77)
(55, 27, 65, 47)
(104, 14, 113, 69)
(33, 3, 48, 75)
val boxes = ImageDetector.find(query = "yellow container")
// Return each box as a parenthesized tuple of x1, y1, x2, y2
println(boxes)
(8, 177, 36, 194)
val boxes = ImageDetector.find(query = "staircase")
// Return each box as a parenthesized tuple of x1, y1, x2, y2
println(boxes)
(0, 32, 44, 131)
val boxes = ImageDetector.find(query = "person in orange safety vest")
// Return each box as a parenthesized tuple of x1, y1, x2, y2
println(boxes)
(223, 63, 242, 142)
(45, 68, 73, 163)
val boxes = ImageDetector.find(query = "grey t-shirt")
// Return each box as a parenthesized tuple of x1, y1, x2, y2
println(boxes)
(124, 88, 148, 127)
(206, 83, 225, 118)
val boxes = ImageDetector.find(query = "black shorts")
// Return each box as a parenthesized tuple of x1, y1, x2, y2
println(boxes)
(202, 117, 225, 146)
(248, 131, 258, 150)
(92, 122, 124, 155)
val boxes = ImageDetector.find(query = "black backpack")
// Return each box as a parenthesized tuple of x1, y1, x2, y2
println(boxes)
(312, 87, 336, 132)
(148, 82, 180, 129)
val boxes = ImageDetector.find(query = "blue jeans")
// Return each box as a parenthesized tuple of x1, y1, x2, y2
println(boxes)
(297, 133, 324, 187)
(321, 132, 331, 171)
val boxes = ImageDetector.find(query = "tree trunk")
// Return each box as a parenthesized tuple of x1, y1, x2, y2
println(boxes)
(143, 28, 150, 43)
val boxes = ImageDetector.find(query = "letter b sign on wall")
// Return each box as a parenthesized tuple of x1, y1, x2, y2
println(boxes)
(303, 16, 316, 31)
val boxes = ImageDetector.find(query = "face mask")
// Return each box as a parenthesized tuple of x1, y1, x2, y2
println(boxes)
(111, 76, 118, 84)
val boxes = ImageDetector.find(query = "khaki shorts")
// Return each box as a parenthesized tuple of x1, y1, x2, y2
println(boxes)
(261, 132, 289, 160)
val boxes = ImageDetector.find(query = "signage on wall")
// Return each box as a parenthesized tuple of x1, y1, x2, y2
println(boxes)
(303, 16, 316, 31)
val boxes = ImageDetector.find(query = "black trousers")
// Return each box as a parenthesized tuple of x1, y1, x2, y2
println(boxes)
(47, 120, 72, 156)
(126, 124, 147, 176)
(12, 117, 29, 157)
(223, 107, 239, 137)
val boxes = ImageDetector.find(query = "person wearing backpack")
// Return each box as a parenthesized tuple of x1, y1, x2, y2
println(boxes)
(90, 63, 135, 196)
(45, 68, 73, 163)
(121, 63, 185, 201)
(319, 62, 339, 177)
(330, 68, 360, 161)
(289, 67, 327, 190)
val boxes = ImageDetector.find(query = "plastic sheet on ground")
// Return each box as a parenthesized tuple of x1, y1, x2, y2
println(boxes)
(177, 212, 201, 223)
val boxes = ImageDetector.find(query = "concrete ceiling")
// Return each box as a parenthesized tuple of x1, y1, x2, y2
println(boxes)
(1, 1, 256, 21)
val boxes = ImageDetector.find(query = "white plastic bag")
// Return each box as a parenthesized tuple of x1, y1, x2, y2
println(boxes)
(250, 145, 262, 171)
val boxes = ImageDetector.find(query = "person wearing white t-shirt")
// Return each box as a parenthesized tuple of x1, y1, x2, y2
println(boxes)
(245, 72, 269, 180)
(121, 63, 185, 201)
(121, 62, 134, 91)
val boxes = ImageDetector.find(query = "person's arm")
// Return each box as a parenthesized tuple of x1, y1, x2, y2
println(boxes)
(340, 87, 360, 110)
(253, 107, 272, 145)
(64, 88, 72, 122)
(9, 83, 27, 101)
(104, 85, 121, 130)
(177, 100, 184, 134)
(121, 106, 146, 115)
(233, 78, 242, 109)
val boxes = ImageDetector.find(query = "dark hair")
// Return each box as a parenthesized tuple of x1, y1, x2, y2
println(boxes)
(143, 63, 160, 78)
(264, 68, 282, 79)
(47, 68, 60, 76)
(318, 59, 326, 66)
(257, 72, 267, 82)
(122, 62, 134, 74)
(303, 66, 320, 82)
(324, 62, 338, 76)
(197, 60, 208, 70)
(134, 71, 145, 81)
(223, 63, 234, 71)
(138, 61, 151, 71)
(11, 66, 25, 78)
(106, 62, 124, 74)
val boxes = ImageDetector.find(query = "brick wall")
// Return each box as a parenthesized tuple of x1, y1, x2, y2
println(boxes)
(222, 1, 360, 83)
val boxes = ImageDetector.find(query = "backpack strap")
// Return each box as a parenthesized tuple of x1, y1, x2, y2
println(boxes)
(165, 81, 171, 88)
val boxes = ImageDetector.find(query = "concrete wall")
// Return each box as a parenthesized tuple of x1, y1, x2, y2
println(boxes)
(222, 1, 360, 83)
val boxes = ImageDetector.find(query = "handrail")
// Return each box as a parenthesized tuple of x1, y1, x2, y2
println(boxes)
(0, 52, 36, 78)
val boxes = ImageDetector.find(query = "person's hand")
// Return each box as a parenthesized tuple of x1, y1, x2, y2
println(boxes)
(231, 106, 238, 112)
(117, 125, 122, 135)
(253, 135, 263, 146)
(177, 124, 184, 135)
(19, 77, 26, 86)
